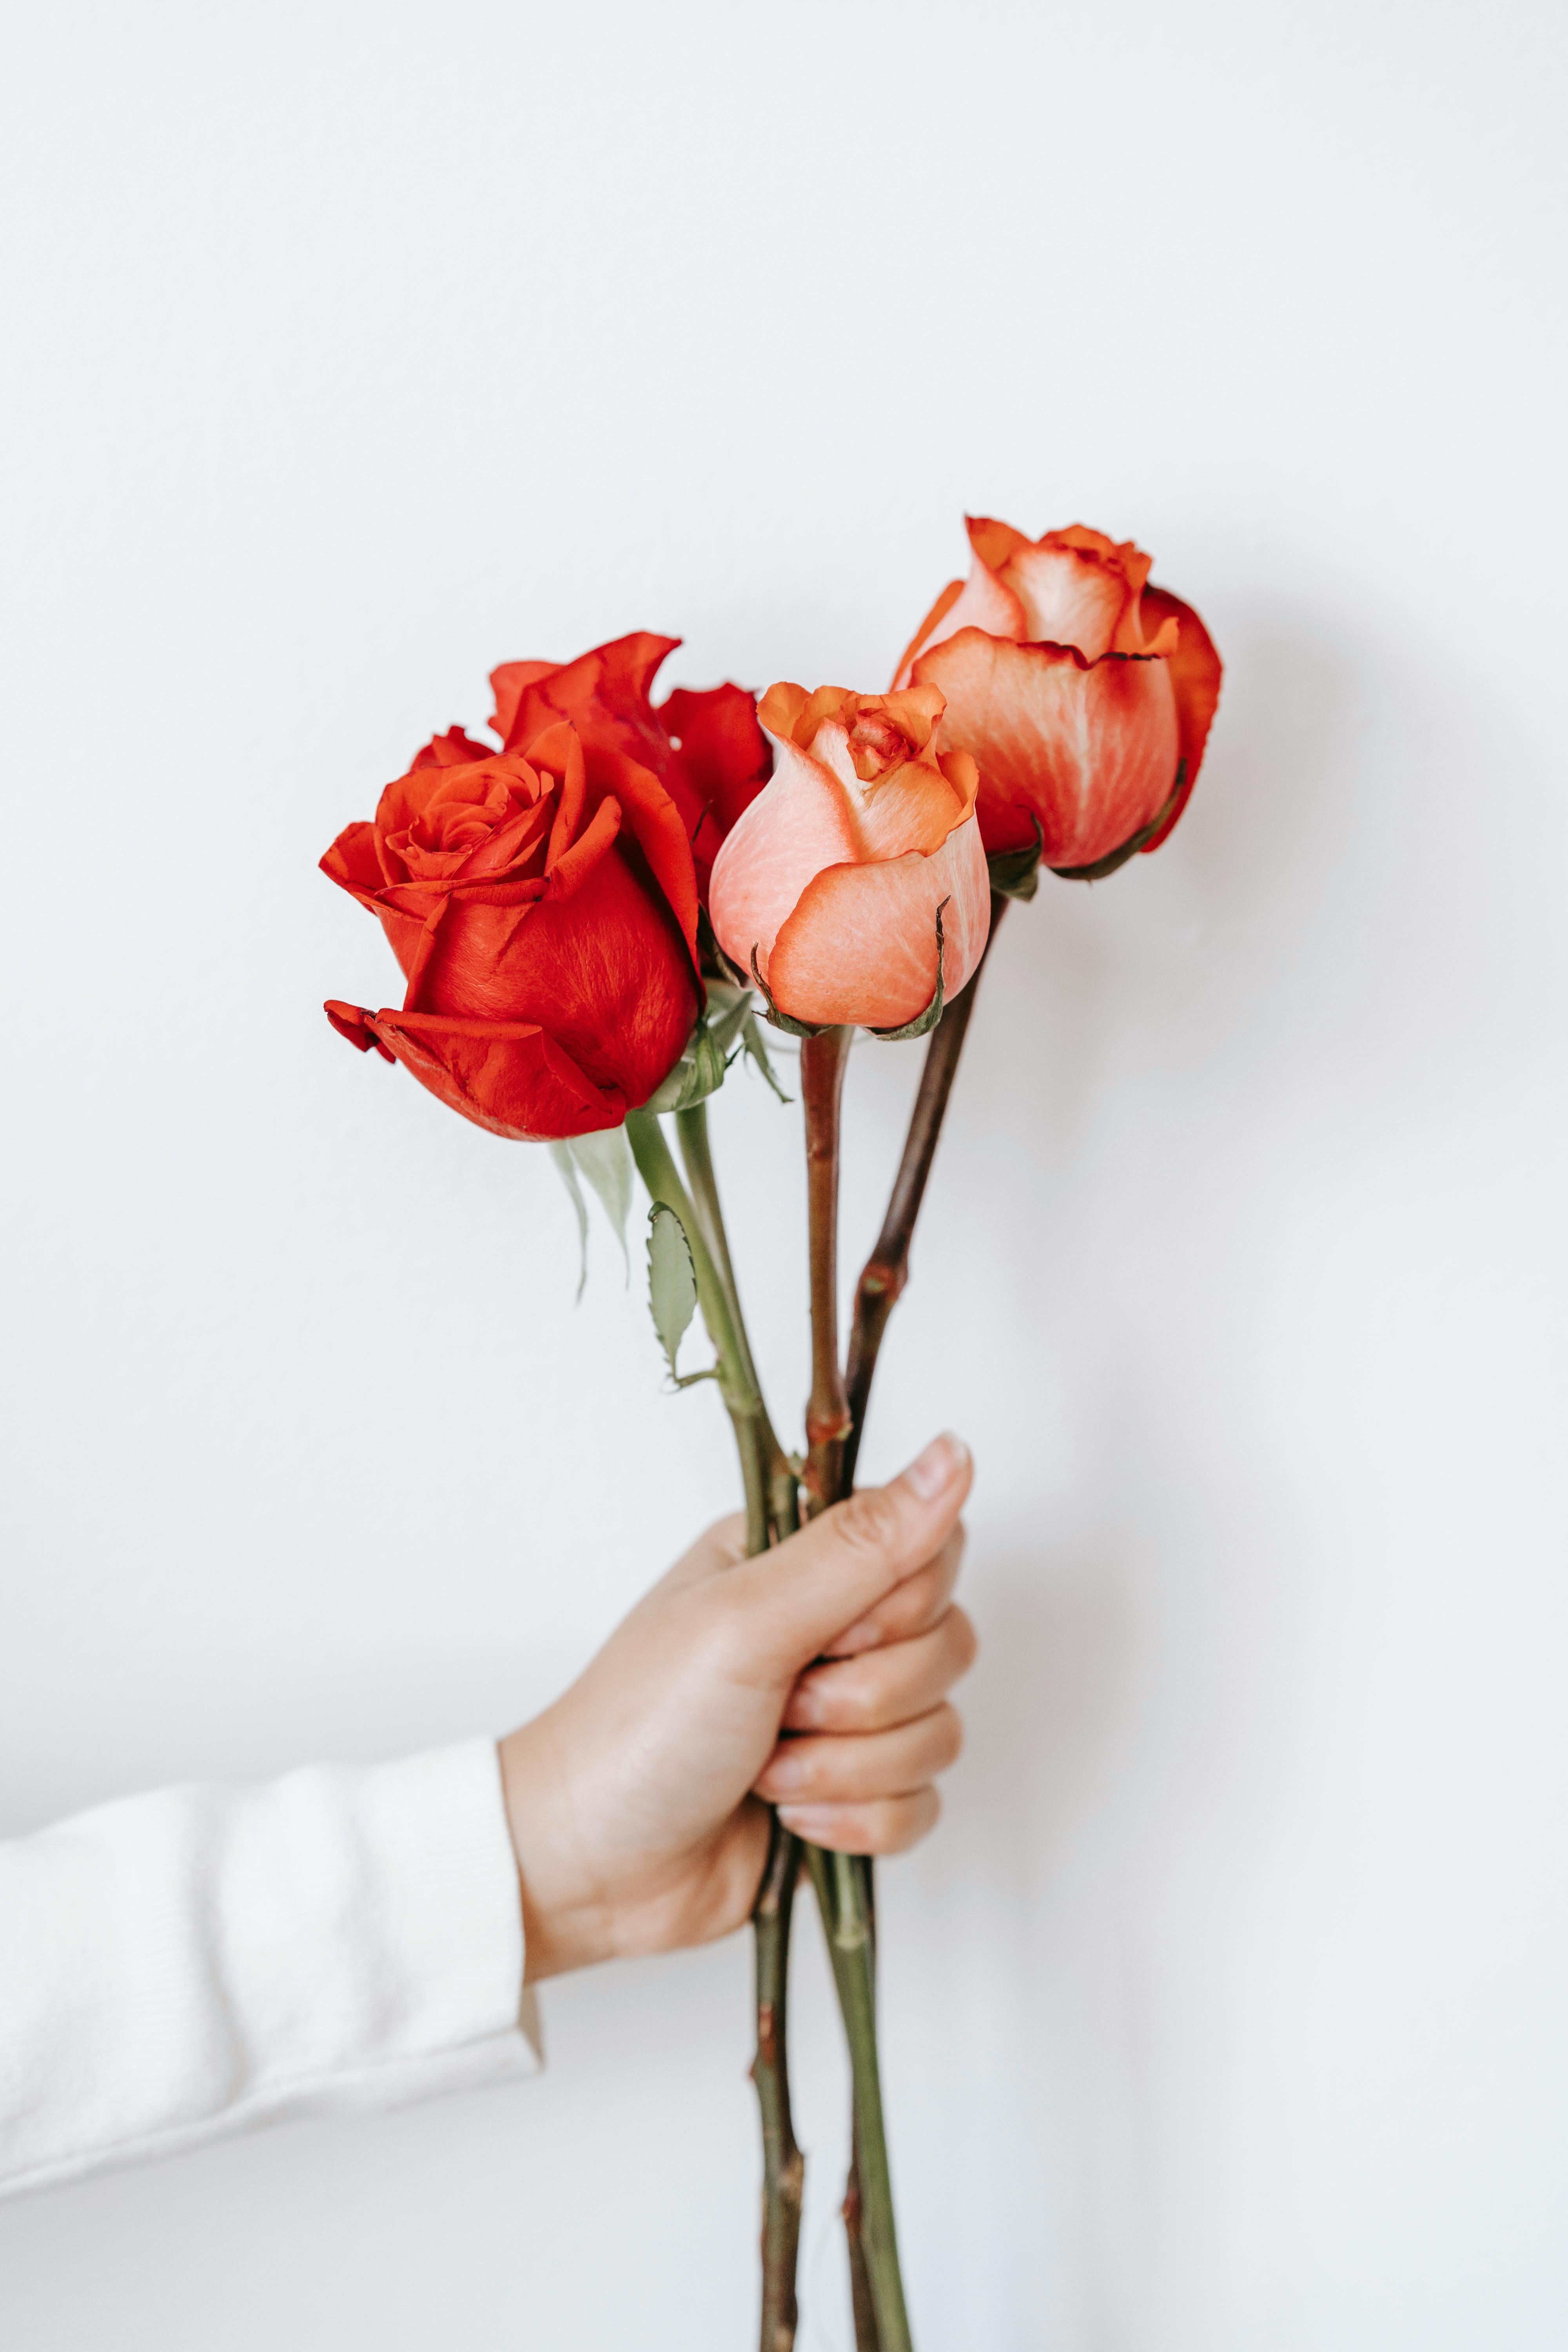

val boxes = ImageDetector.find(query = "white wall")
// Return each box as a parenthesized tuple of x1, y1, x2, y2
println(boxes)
(2, 1, 1565, 2343)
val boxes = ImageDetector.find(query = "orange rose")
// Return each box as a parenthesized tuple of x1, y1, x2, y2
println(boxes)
(708, 683, 990, 1033)
(897, 519, 1222, 873)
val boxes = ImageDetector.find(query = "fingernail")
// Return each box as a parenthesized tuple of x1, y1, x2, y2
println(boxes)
(776, 1805, 835, 1836)
(903, 1432, 967, 1501)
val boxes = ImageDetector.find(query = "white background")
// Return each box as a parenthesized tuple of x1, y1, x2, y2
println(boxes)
(2, 1, 1565, 2343)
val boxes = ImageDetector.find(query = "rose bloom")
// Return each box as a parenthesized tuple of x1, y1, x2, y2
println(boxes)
(708, 683, 990, 1031)
(489, 632, 772, 901)
(321, 717, 700, 1141)
(897, 519, 1222, 869)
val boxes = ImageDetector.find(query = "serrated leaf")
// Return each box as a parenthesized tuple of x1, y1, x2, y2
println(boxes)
(548, 1141, 591, 1302)
(646, 1203, 699, 1377)
(569, 1126, 634, 1281)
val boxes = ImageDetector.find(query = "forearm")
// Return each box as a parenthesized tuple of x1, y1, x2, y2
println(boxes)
(0, 1739, 539, 2200)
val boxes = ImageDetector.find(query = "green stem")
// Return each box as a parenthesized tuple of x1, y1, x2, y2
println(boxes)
(675, 1101, 796, 1523)
(804, 1849, 904, 2350)
(626, 1102, 804, 2348)
(625, 1107, 771, 1555)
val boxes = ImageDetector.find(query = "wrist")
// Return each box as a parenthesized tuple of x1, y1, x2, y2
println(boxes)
(497, 1713, 611, 1983)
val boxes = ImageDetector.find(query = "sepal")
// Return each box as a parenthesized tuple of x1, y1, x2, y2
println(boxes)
(741, 1009, 791, 1102)
(986, 815, 1043, 902)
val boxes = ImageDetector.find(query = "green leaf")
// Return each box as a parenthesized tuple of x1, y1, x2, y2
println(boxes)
(569, 1126, 633, 1280)
(986, 813, 1044, 902)
(741, 1009, 792, 1102)
(1050, 760, 1187, 883)
(868, 898, 949, 1042)
(548, 1127, 634, 1293)
(646, 1203, 699, 1378)
(548, 1142, 590, 1302)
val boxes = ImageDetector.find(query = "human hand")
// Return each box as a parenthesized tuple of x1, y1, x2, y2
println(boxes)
(498, 1433, 976, 1982)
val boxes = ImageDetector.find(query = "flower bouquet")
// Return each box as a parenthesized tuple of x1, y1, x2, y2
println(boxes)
(321, 519, 1221, 2349)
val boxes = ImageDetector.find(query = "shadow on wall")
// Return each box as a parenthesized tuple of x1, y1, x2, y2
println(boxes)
(880, 588, 1492, 2328)
(983, 588, 1492, 1127)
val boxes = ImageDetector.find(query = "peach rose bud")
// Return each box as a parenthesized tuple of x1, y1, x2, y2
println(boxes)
(708, 682, 991, 1033)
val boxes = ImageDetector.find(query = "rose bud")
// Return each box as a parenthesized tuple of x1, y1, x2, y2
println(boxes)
(897, 519, 1222, 876)
(708, 682, 991, 1033)
(488, 632, 772, 904)
(321, 719, 700, 1141)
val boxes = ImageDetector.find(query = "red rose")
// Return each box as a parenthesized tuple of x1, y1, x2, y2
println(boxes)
(897, 519, 1222, 871)
(321, 718, 701, 1142)
(708, 683, 990, 1031)
(488, 633, 772, 901)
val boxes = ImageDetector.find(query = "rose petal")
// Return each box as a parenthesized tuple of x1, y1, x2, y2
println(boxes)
(1002, 538, 1137, 662)
(894, 544, 1027, 686)
(708, 731, 862, 980)
(913, 628, 1181, 866)
(1137, 586, 1223, 852)
(584, 748, 699, 958)
(324, 1000, 396, 1060)
(410, 844, 699, 1110)
(347, 1007, 624, 1141)
(411, 727, 495, 769)
(658, 682, 772, 837)
(766, 814, 991, 1030)
(492, 633, 681, 757)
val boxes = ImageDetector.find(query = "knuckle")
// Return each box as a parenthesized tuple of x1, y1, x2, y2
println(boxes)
(831, 1486, 906, 1565)
(933, 1703, 965, 1769)
(831, 1663, 880, 1730)
(880, 1790, 940, 1854)
(942, 1606, 979, 1677)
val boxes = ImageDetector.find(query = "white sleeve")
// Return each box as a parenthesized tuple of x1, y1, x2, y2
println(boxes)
(0, 1737, 542, 2199)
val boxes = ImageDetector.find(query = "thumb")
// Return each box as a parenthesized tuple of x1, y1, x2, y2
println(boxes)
(722, 1434, 972, 1677)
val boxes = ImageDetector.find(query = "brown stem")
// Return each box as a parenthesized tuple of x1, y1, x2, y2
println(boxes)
(799, 1029, 913, 2350)
(841, 894, 1008, 1493)
(826, 899, 1007, 2346)
(800, 1026, 854, 1518)
(752, 1812, 805, 2352)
